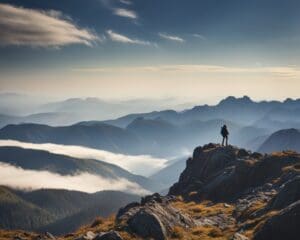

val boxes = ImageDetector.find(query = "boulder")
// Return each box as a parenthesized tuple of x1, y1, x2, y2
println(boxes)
(127, 209, 167, 240)
(116, 193, 196, 240)
(253, 200, 300, 240)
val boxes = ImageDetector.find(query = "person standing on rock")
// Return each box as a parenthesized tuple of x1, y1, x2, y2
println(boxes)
(221, 124, 229, 146)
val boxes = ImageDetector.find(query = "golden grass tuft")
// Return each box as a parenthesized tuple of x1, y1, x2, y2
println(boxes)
(172, 200, 234, 219)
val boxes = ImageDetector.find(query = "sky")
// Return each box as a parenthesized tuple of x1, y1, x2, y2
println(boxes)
(0, 0, 300, 103)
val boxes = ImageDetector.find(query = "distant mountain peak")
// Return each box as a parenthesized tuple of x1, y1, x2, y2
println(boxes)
(218, 95, 253, 106)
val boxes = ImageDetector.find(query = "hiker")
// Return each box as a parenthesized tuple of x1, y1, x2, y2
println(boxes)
(221, 124, 229, 146)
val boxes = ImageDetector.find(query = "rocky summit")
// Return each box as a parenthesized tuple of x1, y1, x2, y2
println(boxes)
(2, 143, 300, 240)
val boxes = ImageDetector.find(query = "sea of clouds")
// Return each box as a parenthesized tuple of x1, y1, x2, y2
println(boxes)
(0, 162, 150, 195)
(0, 140, 168, 176)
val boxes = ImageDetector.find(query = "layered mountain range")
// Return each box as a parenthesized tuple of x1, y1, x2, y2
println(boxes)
(1, 144, 299, 240)
(0, 96, 299, 239)
(1, 96, 299, 158)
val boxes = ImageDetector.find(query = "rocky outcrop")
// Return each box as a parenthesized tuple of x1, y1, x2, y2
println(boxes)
(169, 143, 300, 202)
(267, 176, 300, 210)
(75, 231, 123, 240)
(253, 200, 300, 240)
(94, 231, 123, 240)
(116, 193, 196, 240)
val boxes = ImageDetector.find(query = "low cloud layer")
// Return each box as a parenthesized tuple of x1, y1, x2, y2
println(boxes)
(0, 3, 99, 47)
(0, 140, 168, 176)
(0, 162, 149, 195)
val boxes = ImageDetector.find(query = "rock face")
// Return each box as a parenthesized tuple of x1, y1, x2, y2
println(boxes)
(116, 193, 196, 240)
(169, 143, 300, 202)
(267, 176, 300, 210)
(253, 200, 300, 240)
(94, 231, 123, 240)
(75, 231, 123, 240)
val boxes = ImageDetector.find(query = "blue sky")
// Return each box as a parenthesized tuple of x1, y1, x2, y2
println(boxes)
(0, 0, 299, 102)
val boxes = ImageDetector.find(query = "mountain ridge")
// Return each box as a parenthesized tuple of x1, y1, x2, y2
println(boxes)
(1, 143, 299, 239)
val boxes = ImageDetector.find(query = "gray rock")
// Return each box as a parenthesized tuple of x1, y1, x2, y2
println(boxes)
(237, 149, 249, 158)
(94, 231, 123, 240)
(45, 232, 56, 240)
(253, 200, 300, 240)
(75, 231, 96, 240)
(116, 193, 196, 240)
(13, 237, 24, 240)
(232, 232, 249, 240)
(268, 176, 300, 210)
(127, 209, 167, 240)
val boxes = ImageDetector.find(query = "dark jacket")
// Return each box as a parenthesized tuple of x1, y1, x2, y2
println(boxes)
(221, 126, 229, 137)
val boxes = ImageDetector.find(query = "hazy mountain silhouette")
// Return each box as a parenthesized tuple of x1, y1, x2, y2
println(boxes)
(258, 128, 300, 153)
(0, 187, 139, 234)
(105, 96, 300, 127)
(150, 157, 187, 187)
(0, 146, 163, 192)
(0, 123, 143, 154)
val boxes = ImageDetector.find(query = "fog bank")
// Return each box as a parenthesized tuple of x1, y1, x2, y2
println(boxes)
(0, 140, 168, 176)
(0, 162, 149, 195)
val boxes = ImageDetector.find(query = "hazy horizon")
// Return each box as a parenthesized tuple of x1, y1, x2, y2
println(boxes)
(0, 0, 299, 102)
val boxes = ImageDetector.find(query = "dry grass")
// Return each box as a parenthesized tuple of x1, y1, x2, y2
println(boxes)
(0, 229, 39, 240)
(242, 210, 278, 238)
(0, 196, 279, 240)
(170, 225, 230, 240)
(282, 163, 300, 173)
(172, 200, 234, 219)
(63, 215, 116, 240)
(238, 200, 267, 220)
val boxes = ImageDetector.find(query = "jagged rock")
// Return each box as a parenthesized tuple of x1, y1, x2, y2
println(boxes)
(75, 231, 96, 240)
(170, 144, 237, 199)
(253, 200, 300, 240)
(94, 231, 123, 240)
(32, 233, 56, 240)
(197, 213, 236, 230)
(267, 176, 300, 210)
(141, 192, 163, 205)
(232, 232, 249, 240)
(13, 237, 24, 240)
(250, 152, 262, 159)
(116, 202, 140, 220)
(116, 193, 196, 240)
(169, 144, 300, 202)
(45, 232, 55, 240)
(237, 149, 249, 158)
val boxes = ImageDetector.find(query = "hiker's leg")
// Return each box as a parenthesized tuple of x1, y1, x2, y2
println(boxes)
(222, 137, 224, 146)
(226, 136, 228, 146)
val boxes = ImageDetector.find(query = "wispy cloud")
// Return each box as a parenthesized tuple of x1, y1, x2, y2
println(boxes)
(73, 64, 300, 79)
(159, 33, 185, 43)
(0, 3, 99, 47)
(119, 0, 132, 5)
(192, 34, 206, 40)
(107, 30, 151, 45)
(0, 140, 168, 176)
(0, 162, 149, 195)
(113, 8, 137, 19)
